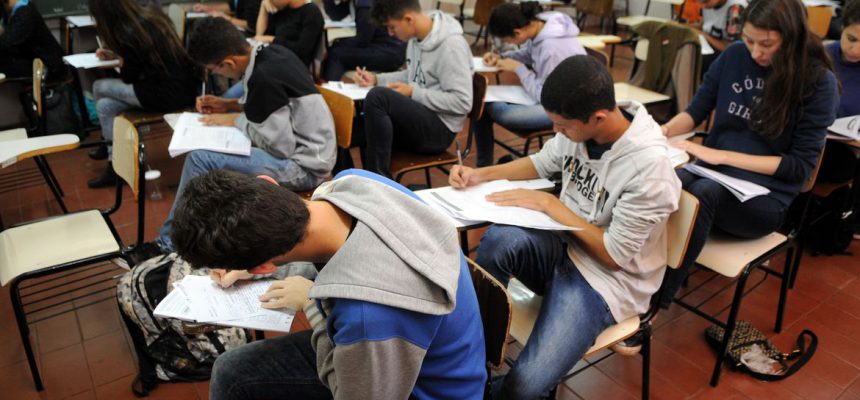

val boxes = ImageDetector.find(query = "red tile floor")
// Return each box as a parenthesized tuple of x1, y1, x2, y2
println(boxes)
(2, 33, 860, 400)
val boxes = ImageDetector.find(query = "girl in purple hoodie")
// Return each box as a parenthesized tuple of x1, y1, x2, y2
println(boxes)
(475, 2, 585, 166)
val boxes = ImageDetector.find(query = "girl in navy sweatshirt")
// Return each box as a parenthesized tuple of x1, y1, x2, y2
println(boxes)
(659, 0, 839, 305)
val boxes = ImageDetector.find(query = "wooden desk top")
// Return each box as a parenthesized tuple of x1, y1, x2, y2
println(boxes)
(0, 134, 80, 168)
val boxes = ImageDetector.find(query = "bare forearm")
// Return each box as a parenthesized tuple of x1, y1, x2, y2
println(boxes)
(544, 202, 620, 271)
(711, 150, 781, 175)
(663, 112, 696, 137)
(475, 157, 540, 181)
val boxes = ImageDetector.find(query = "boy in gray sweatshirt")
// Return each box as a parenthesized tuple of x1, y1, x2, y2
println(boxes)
(354, 0, 473, 178)
(450, 56, 681, 399)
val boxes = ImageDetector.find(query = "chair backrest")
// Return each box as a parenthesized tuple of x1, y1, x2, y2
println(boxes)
(168, 3, 187, 42)
(32, 59, 45, 118)
(472, 0, 504, 26)
(801, 146, 827, 193)
(112, 116, 142, 200)
(585, 47, 609, 67)
(806, 6, 832, 38)
(317, 85, 355, 149)
(666, 190, 699, 269)
(466, 258, 512, 370)
(463, 73, 489, 158)
(576, 0, 615, 19)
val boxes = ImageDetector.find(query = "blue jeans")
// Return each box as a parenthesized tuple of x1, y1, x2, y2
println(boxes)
(93, 78, 141, 157)
(222, 82, 244, 99)
(475, 102, 552, 167)
(210, 330, 332, 400)
(658, 169, 787, 308)
(476, 225, 615, 400)
(156, 148, 322, 252)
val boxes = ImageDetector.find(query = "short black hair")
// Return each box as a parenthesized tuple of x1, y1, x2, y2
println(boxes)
(488, 2, 542, 38)
(371, 0, 421, 25)
(540, 55, 616, 122)
(171, 170, 310, 270)
(187, 17, 250, 65)
(844, 0, 860, 27)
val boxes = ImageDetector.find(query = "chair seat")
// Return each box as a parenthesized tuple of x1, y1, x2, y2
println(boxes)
(390, 150, 458, 177)
(508, 279, 641, 357)
(0, 210, 121, 286)
(0, 128, 27, 142)
(697, 231, 788, 278)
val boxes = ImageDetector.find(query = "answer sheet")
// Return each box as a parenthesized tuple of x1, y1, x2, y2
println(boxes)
(169, 112, 252, 157)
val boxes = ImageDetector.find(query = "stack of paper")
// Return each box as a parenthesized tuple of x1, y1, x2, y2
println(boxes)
(484, 85, 538, 106)
(683, 164, 770, 202)
(416, 179, 579, 231)
(321, 82, 370, 100)
(62, 53, 121, 69)
(154, 275, 295, 333)
(168, 112, 252, 157)
(828, 115, 860, 141)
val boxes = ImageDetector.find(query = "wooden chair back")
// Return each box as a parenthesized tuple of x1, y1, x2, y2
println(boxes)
(667, 190, 699, 269)
(317, 85, 355, 149)
(466, 258, 511, 370)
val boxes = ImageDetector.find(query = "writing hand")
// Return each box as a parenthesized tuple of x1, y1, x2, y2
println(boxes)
(449, 165, 483, 189)
(210, 269, 254, 288)
(387, 82, 413, 97)
(258, 277, 315, 310)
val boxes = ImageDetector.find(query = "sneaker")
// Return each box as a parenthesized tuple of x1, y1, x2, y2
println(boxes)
(611, 330, 646, 356)
(126, 242, 167, 267)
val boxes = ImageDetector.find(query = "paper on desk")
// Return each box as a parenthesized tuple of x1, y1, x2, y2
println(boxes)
(324, 20, 357, 28)
(321, 82, 370, 100)
(63, 53, 121, 69)
(186, 11, 208, 18)
(420, 180, 578, 230)
(828, 115, 860, 141)
(472, 57, 499, 73)
(168, 112, 252, 157)
(683, 164, 770, 202)
(66, 15, 95, 27)
(485, 85, 538, 106)
(699, 34, 715, 55)
(154, 275, 295, 333)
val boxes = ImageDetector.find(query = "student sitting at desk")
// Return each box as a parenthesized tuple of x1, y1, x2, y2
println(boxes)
(255, 0, 324, 67)
(170, 169, 486, 400)
(321, 0, 406, 82)
(450, 55, 681, 399)
(658, 0, 838, 311)
(86, 0, 200, 188)
(829, 0, 860, 117)
(694, 0, 747, 72)
(475, 1, 585, 167)
(148, 17, 336, 255)
(0, 0, 65, 80)
(353, 0, 472, 178)
(193, 0, 263, 32)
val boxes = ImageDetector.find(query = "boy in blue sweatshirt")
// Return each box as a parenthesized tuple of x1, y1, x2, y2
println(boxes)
(169, 169, 487, 400)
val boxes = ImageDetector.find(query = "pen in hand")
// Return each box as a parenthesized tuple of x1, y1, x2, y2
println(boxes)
(455, 141, 464, 179)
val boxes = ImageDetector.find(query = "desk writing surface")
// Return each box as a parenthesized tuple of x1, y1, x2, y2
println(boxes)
(39, 0, 89, 18)
(0, 134, 80, 168)
(65, 15, 94, 27)
(614, 83, 670, 105)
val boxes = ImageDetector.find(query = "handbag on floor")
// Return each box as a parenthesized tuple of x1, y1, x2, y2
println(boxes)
(704, 320, 817, 381)
(116, 253, 249, 397)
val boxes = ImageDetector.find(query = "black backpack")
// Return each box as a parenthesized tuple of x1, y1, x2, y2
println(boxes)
(116, 254, 249, 397)
(808, 185, 855, 256)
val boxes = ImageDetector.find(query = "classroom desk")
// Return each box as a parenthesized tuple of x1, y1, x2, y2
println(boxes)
(0, 134, 80, 169)
(578, 34, 623, 50)
(323, 20, 357, 47)
(614, 82, 670, 105)
(63, 15, 96, 55)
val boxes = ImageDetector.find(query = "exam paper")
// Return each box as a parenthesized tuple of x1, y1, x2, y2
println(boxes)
(828, 115, 860, 141)
(168, 112, 252, 157)
(484, 85, 538, 106)
(321, 82, 370, 100)
(473, 57, 499, 73)
(683, 164, 770, 202)
(63, 53, 121, 69)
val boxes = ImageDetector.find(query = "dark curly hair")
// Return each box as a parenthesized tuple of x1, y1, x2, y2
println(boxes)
(541, 55, 616, 122)
(187, 16, 251, 66)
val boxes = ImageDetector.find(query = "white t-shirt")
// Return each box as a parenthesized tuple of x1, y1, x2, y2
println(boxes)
(702, 0, 747, 41)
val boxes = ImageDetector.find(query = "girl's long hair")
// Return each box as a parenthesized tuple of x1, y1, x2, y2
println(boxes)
(744, 0, 833, 138)
(89, 0, 189, 73)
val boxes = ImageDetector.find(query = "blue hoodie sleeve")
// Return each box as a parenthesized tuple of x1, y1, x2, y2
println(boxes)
(773, 71, 837, 183)
(684, 44, 727, 125)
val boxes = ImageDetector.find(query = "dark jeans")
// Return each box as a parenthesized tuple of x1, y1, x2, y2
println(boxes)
(659, 169, 787, 308)
(322, 40, 404, 82)
(362, 86, 456, 177)
(209, 330, 332, 400)
(476, 226, 615, 400)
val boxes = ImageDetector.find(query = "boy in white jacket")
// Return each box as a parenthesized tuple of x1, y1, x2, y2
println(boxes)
(450, 55, 681, 399)
(354, 0, 473, 178)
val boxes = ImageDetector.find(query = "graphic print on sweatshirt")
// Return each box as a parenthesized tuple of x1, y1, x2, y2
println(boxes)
(726, 75, 764, 121)
(562, 155, 610, 215)
(407, 57, 427, 86)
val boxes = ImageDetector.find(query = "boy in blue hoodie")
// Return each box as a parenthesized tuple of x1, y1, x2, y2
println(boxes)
(169, 169, 487, 400)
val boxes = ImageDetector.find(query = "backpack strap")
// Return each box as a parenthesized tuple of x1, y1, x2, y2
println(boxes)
(745, 330, 817, 381)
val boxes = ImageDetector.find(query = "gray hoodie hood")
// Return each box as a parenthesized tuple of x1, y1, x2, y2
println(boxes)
(417, 10, 465, 51)
(308, 175, 461, 315)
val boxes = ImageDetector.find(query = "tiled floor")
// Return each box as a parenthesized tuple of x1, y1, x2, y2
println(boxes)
(2, 21, 859, 400)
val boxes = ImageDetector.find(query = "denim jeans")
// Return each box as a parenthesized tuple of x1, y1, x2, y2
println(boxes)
(93, 78, 141, 157)
(475, 225, 615, 400)
(474, 102, 553, 167)
(210, 330, 332, 400)
(222, 82, 244, 99)
(658, 169, 787, 308)
(156, 148, 322, 252)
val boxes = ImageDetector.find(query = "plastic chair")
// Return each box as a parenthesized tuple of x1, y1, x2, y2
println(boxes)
(0, 115, 146, 391)
(389, 73, 488, 187)
(506, 191, 700, 399)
